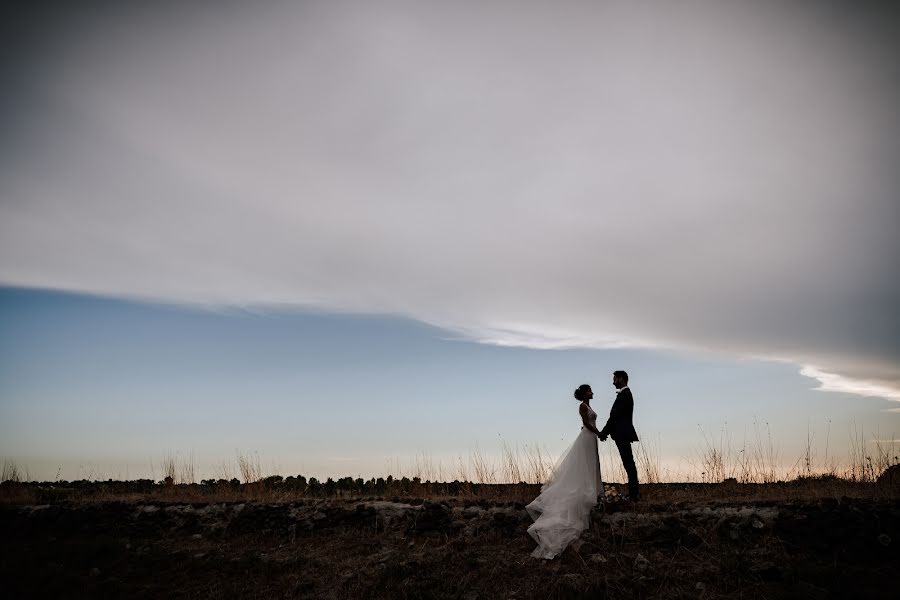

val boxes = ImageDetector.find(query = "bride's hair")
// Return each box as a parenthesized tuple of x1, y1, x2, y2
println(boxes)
(573, 384, 591, 401)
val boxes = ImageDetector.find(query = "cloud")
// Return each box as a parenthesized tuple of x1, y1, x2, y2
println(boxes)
(800, 366, 900, 403)
(2, 1, 899, 400)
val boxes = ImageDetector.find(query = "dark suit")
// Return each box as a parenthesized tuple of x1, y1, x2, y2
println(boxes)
(599, 387, 639, 499)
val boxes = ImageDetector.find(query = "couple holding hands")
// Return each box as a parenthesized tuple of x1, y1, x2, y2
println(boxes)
(526, 370, 640, 559)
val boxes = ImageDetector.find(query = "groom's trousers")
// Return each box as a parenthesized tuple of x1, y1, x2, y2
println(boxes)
(614, 438, 639, 499)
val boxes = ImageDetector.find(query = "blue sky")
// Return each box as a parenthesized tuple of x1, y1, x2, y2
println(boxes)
(1, 2, 898, 481)
(2, 286, 895, 481)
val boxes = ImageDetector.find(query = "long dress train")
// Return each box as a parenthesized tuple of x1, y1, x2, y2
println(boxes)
(526, 403, 603, 559)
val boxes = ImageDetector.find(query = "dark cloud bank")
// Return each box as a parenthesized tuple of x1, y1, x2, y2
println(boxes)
(2, 1, 898, 400)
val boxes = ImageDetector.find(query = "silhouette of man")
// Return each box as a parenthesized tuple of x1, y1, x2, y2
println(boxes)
(598, 370, 640, 501)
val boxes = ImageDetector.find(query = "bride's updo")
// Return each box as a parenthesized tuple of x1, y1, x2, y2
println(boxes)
(573, 384, 592, 401)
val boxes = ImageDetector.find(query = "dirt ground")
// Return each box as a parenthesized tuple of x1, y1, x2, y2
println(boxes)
(1, 482, 897, 599)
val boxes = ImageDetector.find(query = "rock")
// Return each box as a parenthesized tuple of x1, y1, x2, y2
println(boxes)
(558, 574, 584, 591)
(877, 464, 900, 485)
(90, 567, 101, 577)
(409, 502, 452, 534)
(634, 553, 649, 571)
(751, 517, 765, 529)
(462, 506, 483, 519)
(588, 553, 608, 564)
(695, 582, 706, 592)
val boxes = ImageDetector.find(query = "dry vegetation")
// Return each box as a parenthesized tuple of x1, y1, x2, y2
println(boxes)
(2, 431, 897, 598)
(2, 426, 898, 491)
(2, 473, 897, 599)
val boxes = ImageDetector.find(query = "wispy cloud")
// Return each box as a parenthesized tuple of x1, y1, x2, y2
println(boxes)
(800, 366, 900, 403)
(440, 322, 662, 351)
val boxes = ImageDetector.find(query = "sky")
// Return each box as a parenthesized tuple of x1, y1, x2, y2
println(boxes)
(1, 1, 898, 481)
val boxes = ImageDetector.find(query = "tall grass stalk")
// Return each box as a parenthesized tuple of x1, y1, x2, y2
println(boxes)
(471, 444, 495, 484)
(522, 443, 551, 485)
(160, 454, 176, 482)
(2, 460, 25, 483)
(635, 435, 662, 484)
(500, 440, 522, 483)
(235, 450, 263, 484)
(414, 450, 441, 482)
(455, 455, 470, 483)
(159, 452, 198, 484)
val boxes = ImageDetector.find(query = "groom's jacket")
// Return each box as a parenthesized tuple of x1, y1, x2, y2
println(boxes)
(600, 388, 639, 443)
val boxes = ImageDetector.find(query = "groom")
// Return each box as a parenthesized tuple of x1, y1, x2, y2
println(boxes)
(598, 370, 640, 501)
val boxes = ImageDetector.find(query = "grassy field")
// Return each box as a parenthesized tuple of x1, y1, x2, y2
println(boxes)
(2, 466, 898, 599)
(2, 432, 897, 599)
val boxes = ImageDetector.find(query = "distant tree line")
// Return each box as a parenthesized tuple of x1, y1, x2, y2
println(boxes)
(198, 474, 486, 497)
(2, 475, 539, 499)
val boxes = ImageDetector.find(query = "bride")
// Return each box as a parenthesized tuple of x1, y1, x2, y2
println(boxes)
(526, 384, 603, 559)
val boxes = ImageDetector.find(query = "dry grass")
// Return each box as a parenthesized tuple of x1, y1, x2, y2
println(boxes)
(845, 425, 900, 482)
(413, 450, 442, 482)
(159, 454, 176, 482)
(635, 435, 662, 484)
(454, 454, 470, 483)
(2, 460, 26, 483)
(685, 421, 898, 485)
(601, 442, 627, 484)
(159, 452, 197, 484)
(2, 423, 897, 490)
(522, 443, 552, 484)
(375, 424, 895, 489)
(500, 440, 522, 483)
(2, 423, 898, 507)
(471, 444, 496, 484)
(235, 450, 264, 484)
(687, 420, 787, 484)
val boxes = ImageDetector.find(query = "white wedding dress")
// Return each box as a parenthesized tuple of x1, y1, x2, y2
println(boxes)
(526, 402, 603, 559)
